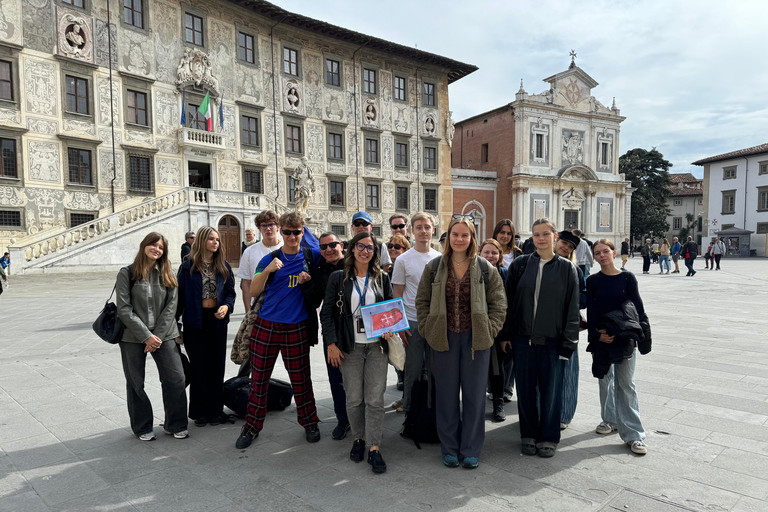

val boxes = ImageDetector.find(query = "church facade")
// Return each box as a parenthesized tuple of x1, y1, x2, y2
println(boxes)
(0, 0, 475, 272)
(451, 58, 631, 244)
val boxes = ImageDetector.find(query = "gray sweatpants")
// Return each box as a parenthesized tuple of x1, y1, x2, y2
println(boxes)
(340, 342, 388, 446)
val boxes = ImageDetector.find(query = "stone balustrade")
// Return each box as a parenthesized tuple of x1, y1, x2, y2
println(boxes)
(178, 127, 226, 150)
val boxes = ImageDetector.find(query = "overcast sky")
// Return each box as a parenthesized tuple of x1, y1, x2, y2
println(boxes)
(281, 0, 767, 177)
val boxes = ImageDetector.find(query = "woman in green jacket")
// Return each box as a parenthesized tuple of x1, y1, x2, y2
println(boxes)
(116, 232, 187, 441)
(415, 217, 507, 469)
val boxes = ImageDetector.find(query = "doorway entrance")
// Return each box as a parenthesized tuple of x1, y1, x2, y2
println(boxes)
(218, 215, 241, 267)
(564, 210, 579, 231)
(188, 161, 211, 188)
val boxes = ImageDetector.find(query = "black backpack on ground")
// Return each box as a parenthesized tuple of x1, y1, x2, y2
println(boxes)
(222, 365, 294, 418)
(400, 375, 440, 448)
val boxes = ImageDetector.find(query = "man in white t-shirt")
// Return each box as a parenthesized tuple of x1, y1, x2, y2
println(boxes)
(391, 211, 441, 413)
(237, 210, 283, 311)
(349, 211, 392, 272)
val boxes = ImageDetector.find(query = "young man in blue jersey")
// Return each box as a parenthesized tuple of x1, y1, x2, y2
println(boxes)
(236, 212, 324, 449)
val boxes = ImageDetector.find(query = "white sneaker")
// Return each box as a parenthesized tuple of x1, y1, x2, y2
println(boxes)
(139, 432, 156, 441)
(595, 421, 617, 435)
(629, 440, 647, 454)
(560, 422, 569, 430)
(163, 428, 189, 439)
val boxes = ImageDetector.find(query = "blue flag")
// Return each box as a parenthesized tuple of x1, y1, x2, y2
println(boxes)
(218, 93, 224, 130)
(301, 226, 319, 250)
(180, 88, 186, 126)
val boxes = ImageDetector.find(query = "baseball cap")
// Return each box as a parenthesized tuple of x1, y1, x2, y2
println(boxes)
(352, 211, 373, 224)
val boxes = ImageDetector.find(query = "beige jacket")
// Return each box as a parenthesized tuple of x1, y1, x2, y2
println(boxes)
(414, 256, 507, 356)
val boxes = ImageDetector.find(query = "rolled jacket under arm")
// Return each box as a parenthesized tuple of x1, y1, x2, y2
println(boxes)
(116, 267, 179, 343)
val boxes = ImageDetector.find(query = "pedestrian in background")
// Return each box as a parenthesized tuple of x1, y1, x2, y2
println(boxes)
(640, 238, 652, 274)
(712, 237, 726, 270)
(416, 217, 506, 469)
(180, 232, 195, 262)
(0, 252, 9, 278)
(177, 226, 237, 427)
(670, 237, 682, 273)
(651, 240, 660, 264)
(658, 238, 671, 274)
(704, 240, 714, 269)
(572, 229, 593, 276)
(241, 228, 257, 254)
(682, 236, 698, 276)
(117, 232, 187, 441)
(620, 238, 629, 270)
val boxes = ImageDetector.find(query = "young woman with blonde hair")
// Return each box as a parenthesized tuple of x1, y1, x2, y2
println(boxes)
(117, 232, 187, 441)
(415, 217, 507, 469)
(177, 225, 236, 427)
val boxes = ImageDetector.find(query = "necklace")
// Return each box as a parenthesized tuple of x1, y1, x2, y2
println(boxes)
(282, 250, 302, 262)
(453, 257, 469, 263)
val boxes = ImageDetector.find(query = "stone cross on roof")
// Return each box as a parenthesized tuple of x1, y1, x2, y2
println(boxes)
(569, 49, 577, 68)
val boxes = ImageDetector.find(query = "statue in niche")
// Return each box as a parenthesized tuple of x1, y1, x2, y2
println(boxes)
(293, 157, 316, 214)
(446, 111, 455, 148)
(66, 23, 85, 48)
(424, 115, 435, 136)
(287, 86, 300, 110)
(364, 99, 377, 126)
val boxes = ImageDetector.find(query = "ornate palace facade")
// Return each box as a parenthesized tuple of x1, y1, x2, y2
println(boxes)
(0, 0, 475, 272)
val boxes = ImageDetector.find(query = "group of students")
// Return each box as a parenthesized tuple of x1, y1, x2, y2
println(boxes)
(113, 210, 651, 472)
(639, 236, 706, 276)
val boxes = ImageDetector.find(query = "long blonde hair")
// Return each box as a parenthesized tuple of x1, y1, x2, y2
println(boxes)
(189, 226, 230, 281)
(443, 217, 478, 261)
(131, 232, 177, 288)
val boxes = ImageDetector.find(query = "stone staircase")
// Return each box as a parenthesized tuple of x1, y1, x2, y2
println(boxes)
(9, 187, 273, 274)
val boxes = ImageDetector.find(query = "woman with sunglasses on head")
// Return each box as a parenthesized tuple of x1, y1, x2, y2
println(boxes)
(386, 235, 411, 276)
(493, 219, 522, 268)
(478, 239, 512, 423)
(177, 226, 236, 428)
(415, 217, 507, 469)
(587, 239, 650, 455)
(236, 212, 324, 449)
(321, 232, 394, 473)
(117, 232, 187, 441)
(502, 218, 579, 458)
(553, 231, 588, 430)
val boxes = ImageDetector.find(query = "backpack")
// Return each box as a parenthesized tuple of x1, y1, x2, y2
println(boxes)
(93, 266, 135, 344)
(399, 376, 440, 448)
(222, 374, 294, 418)
(230, 247, 314, 365)
(428, 255, 491, 294)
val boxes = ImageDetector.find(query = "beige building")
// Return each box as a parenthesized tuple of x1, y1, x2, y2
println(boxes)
(664, 173, 704, 245)
(0, 0, 475, 272)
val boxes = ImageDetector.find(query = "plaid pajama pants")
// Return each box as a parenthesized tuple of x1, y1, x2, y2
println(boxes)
(244, 316, 319, 434)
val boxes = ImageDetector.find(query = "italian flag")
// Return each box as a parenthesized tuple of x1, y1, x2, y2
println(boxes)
(197, 92, 213, 131)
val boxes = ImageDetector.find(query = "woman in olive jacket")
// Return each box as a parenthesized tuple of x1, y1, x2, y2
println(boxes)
(320, 232, 394, 474)
(415, 217, 507, 469)
(116, 232, 187, 441)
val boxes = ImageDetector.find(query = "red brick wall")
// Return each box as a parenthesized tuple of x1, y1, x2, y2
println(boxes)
(451, 108, 516, 227)
(452, 187, 496, 239)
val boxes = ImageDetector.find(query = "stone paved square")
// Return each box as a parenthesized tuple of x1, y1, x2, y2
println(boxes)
(1, 256, 767, 511)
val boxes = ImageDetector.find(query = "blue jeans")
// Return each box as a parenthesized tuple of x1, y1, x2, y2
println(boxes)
(512, 341, 564, 445)
(658, 254, 670, 272)
(432, 330, 490, 459)
(599, 349, 645, 443)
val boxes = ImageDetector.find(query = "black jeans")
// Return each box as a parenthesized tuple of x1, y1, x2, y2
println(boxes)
(120, 339, 188, 435)
(685, 257, 696, 275)
(488, 341, 512, 400)
(714, 254, 722, 269)
(323, 342, 348, 424)
(184, 308, 228, 419)
(642, 256, 651, 272)
(512, 341, 564, 444)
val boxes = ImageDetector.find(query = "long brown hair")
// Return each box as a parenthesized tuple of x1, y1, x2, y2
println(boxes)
(492, 219, 522, 256)
(479, 238, 504, 269)
(189, 226, 230, 281)
(344, 232, 382, 283)
(443, 217, 479, 261)
(131, 232, 177, 288)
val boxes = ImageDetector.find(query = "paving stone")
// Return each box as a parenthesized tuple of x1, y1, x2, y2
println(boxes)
(0, 490, 52, 512)
(20, 458, 111, 506)
(2, 432, 77, 471)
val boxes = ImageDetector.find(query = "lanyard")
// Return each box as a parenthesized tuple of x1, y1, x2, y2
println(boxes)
(352, 273, 370, 310)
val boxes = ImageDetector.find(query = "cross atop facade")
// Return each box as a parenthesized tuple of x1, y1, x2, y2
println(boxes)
(569, 49, 577, 68)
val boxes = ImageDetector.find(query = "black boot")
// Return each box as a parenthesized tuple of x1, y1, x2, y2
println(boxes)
(492, 399, 506, 422)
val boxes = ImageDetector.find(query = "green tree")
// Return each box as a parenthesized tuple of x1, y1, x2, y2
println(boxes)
(619, 148, 673, 241)
(678, 212, 696, 242)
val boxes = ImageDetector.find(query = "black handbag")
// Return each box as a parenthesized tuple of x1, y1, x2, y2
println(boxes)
(92, 267, 133, 344)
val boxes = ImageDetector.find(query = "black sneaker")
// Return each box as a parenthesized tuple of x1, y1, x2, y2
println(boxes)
(194, 417, 209, 427)
(368, 449, 387, 474)
(306, 426, 321, 443)
(332, 422, 351, 440)
(235, 427, 257, 449)
(492, 399, 506, 422)
(350, 439, 366, 462)
(209, 415, 222, 426)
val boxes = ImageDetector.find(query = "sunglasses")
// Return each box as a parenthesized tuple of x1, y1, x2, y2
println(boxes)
(281, 229, 302, 236)
(452, 214, 475, 221)
(320, 241, 341, 250)
(390, 223, 406, 230)
(387, 243, 404, 250)
(353, 221, 371, 227)
(355, 243, 376, 253)
(187, 236, 195, 240)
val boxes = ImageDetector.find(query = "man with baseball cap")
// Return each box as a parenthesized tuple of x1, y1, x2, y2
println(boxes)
(348, 211, 392, 272)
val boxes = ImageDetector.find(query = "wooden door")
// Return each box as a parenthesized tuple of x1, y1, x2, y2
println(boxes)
(564, 210, 579, 231)
(218, 215, 241, 267)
